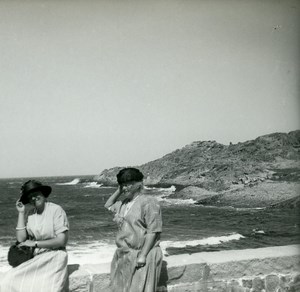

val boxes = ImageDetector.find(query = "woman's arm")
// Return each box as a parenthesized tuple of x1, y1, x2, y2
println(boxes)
(15, 200, 28, 242)
(136, 197, 163, 268)
(19, 231, 68, 249)
(136, 233, 158, 268)
(104, 186, 122, 209)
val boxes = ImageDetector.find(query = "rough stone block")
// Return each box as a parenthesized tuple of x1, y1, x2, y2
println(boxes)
(229, 280, 240, 286)
(252, 277, 264, 292)
(242, 278, 252, 288)
(265, 274, 280, 292)
(202, 264, 211, 281)
(230, 285, 245, 292)
(206, 280, 227, 292)
(92, 273, 110, 292)
(167, 263, 207, 285)
(292, 273, 300, 284)
(68, 268, 92, 292)
(288, 273, 300, 292)
(167, 282, 197, 292)
(167, 265, 187, 283)
(289, 283, 300, 292)
(279, 274, 292, 291)
(224, 280, 246, 292)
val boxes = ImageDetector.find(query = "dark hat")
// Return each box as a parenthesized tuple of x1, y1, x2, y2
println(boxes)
(117, 168, 144, 185)
(20, 180, 52, 204)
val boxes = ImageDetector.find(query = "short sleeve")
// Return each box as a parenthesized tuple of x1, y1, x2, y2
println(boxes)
(144, 197, 162, 233)
(54, 206, 69, 235)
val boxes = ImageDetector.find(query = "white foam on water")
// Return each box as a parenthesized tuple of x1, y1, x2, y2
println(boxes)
(67, 241, 116, 265)
(236, 207, 266, 211)
(144, 185, 197, 205)
(252, 229, 265, 234)
(56, 178, 81, 185)
(158, 197, 197, 205)
(145, 185, 176, 192)
(0, 244, 11, 273)
(83, 182, 103, 188)
(160, 233, 245, 255)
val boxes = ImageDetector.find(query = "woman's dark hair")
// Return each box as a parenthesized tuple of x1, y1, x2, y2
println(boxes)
(117, 168, 144, 185)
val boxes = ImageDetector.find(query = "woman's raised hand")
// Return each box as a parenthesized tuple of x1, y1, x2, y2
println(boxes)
(16, 199, 25, 213)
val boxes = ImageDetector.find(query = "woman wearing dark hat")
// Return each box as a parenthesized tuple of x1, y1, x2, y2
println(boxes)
(105, 168, 163, 292)
(0, 180, 69, 292)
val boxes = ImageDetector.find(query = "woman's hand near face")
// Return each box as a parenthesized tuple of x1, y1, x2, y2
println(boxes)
(104, 186, 123, 209)
(16, 200, 25, 213)
(117, 185, 125, 196)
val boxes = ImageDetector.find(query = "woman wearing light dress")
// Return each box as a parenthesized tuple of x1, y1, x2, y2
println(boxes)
(0, 180, 69, 292)
(105, 168, 163, 292)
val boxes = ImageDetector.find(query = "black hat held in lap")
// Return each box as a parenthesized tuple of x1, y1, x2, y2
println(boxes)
(20, 180, 52, 204)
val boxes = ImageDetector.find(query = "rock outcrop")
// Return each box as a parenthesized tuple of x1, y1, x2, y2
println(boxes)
(94, 130, 300, 207)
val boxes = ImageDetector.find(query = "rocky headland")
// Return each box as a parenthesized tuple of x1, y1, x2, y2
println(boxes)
(94, 130, 300, 208)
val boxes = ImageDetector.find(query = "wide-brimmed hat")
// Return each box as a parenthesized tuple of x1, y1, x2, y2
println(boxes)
(20, 180, 52, 204)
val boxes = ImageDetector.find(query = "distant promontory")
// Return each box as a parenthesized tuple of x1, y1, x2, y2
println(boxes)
(94, 130, 300, 208)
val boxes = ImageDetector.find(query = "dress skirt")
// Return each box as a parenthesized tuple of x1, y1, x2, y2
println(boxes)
(0, 250, 68, 292)
(110, 246, 163, 292)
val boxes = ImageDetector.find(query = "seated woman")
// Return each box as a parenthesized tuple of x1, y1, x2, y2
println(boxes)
(105, 168, 163, 292)
(0, 180, 69, 292)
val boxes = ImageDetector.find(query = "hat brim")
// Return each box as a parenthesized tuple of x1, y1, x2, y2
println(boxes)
(20, 186, 52, 205)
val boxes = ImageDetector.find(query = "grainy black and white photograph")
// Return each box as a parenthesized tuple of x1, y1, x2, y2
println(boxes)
(0, 1, 299, 291)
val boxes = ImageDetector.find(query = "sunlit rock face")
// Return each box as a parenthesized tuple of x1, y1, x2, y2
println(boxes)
(94, 130, 300, 207)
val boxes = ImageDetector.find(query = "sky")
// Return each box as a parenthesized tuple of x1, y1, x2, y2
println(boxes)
(0, 0, 299, 178)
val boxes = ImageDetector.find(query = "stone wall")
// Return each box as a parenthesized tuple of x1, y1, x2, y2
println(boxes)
(66, 245, 300, 292)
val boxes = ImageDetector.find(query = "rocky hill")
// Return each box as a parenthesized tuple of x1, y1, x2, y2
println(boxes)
(94, 130, 300, 207)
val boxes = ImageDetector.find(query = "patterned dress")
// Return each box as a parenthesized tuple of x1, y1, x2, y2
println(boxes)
(107, 194, 163, 292)
(0, 202, 69, 292)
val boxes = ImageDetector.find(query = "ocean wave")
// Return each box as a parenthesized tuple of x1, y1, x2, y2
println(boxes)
(195, 205, 266, 211)
(83, 182, 103, 188)
(0, 236, 14, 240)
(251, 229, 265, 235)
(0, 244, 10, 272)
(160, 233, 245, 255)
(158, 197, 197, 205)
(67, 241, 116, 265)
(56, 178, 81, 185)
(144, 185, 197, 205)
(145, 185, 176, 192)
(235, 207, 266, 211)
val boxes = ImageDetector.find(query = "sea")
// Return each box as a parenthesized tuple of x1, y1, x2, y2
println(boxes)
(0, 175, 299, 272)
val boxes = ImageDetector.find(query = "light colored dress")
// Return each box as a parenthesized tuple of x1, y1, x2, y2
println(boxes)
(107, 194, 163, 292)
(0, 202, 69, 292)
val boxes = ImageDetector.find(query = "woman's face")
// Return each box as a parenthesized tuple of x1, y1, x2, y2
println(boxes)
(121, 181, 142, 199)
(28, 191, 46, 209)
